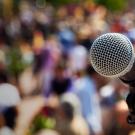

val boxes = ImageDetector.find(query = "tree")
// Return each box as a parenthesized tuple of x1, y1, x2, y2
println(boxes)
(94, 0, 127, 12)
(46, 0, 81, 6)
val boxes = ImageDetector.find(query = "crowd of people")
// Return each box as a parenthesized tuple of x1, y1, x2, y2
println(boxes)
(0, 1, 135, 135)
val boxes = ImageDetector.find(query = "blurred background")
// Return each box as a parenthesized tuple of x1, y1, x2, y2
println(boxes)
(0, 0, 135, 135)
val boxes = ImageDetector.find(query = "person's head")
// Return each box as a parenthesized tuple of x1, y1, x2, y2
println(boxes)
(54, 63, 66, 79)
(61, 93, 81, 115)
(70, 45, 88, 76)
(55, 102, 76, 135)
(0, 83, 20, 108)
(57, 102, 74, 122)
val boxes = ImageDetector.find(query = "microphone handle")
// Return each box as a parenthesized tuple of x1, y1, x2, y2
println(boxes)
(119, 62, 135, 124)
(126, 87, 135, 124)
(120, 61, 135, 87)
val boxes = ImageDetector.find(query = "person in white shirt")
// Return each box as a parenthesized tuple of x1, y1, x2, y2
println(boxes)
(0, 83, 20, 135)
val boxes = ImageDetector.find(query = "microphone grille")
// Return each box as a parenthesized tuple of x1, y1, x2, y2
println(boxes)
(90, 33, 134, 78)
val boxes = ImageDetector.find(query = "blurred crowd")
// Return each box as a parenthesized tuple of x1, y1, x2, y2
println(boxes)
(1, 0, 135, 135)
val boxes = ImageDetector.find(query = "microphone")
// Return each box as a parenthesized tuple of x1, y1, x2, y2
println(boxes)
(90, 33, 134, 78)
(90, 33, 135, 124)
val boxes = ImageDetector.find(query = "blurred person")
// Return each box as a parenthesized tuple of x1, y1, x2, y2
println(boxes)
(19, 67, 41, 96)
(110, 15, 125, 33)
(77, 22, 93, 51)
(61, 92, 82, 115)
(55, 102, 76, 135)
(20, 33, 62, 97)
(61, 92, 90, 135)
(34, 3, 55, 38)
(73, 6, 85, 22)
(0, 83, 20, 112)
(119, 11, 135, 43)
(34, 11, 51, 38)
(20, 2, 34, 44)
(44, 35, 62, 68)
(50, 60, 72, 96)
(20, 21, 34, 44)
(18, 35, 40, 96)
(100, 79, 129, 107)
(19, 1, 34, 25)
(32, 31, 45, 54)
(99, 79, 129, 135)
(58, 27, 76, 54)
(69, 44, 88, 73)
(70, 49, 103, 135)
(56, 6, 68, 20)
(90, 6, 109, 34)
(0, 107, 17, 135)
(109, 100, 134, 135)
(20, 39, 34, 65)
(0, 83, 20, 135)
(28, 99, 75, 135)
(6, 16, 21, 42)
(38, 35, 62, 97)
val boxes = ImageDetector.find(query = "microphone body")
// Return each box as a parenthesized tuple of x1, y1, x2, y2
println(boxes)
(90, 33, 135, 78)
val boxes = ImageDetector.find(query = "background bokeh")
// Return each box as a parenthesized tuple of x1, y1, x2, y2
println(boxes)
(0, 0, 135, 135)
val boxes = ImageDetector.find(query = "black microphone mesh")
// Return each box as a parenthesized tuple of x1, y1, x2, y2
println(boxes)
(90, 33, 134, 78)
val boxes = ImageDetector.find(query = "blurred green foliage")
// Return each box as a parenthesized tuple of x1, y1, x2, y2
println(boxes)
(6, 47, 27, 78)
(46, 0, 81, 6)
(94, 0, 127, 11)
(30, 115, 56, 134)
(13, 0, 21, 13)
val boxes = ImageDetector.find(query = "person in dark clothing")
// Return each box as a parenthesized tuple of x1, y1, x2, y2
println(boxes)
(51, 77, 71, 95)
(51, 62, 71, 96)
(3, 107, 18, 129)
(0, 70, 8, 83)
